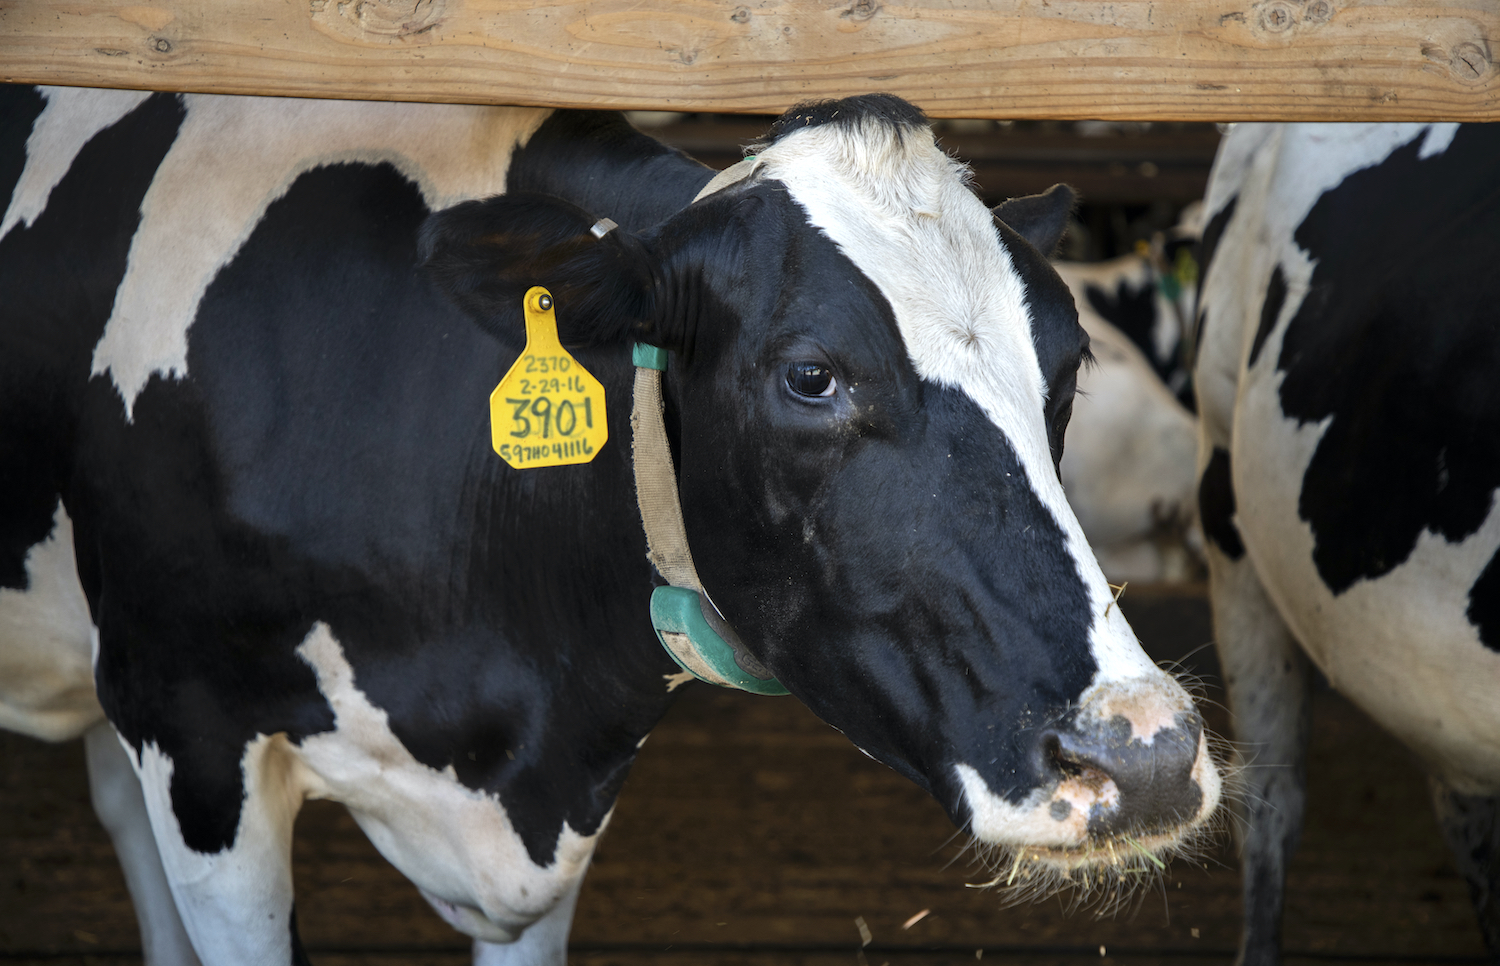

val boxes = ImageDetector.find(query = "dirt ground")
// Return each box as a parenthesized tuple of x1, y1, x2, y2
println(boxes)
(0, 586, 1487, 964)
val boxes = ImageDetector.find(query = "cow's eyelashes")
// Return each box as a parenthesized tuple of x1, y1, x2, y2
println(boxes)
(1052, 398, 1074, 437)
(786, 362, 837, 398)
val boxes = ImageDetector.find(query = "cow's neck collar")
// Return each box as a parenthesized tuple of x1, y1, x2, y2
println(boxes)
(585, 163, 788, 697)
(629, 345, 788, 695)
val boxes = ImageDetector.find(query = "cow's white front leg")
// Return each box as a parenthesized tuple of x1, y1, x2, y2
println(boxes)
(1429, 778, 1500, 957)
(85, 722, 202, 966)
(471, 876, 582, 966)
(1207, 540, 1312, 966)
(134, 733, 311, 966)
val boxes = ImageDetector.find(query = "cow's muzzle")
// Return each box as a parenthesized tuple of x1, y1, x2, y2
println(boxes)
(1040, 709, 1205, 837)
(955, 676, 1223, 874)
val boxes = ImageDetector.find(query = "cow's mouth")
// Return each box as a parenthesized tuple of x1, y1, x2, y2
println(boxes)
(956, 722, 1233, 910)
(962, 824, 1216, 914)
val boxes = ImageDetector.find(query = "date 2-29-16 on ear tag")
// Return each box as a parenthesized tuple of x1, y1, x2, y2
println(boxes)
(490, 287, 608, 468)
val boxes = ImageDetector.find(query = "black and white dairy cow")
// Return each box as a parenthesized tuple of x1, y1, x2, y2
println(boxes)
(1053, 261, 1201, 583)
(0, 85, 1223, 964)
(1195, 122, 1500, 965)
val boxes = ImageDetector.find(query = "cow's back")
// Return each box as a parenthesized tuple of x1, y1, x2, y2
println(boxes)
(1197, 123, 1500, 793)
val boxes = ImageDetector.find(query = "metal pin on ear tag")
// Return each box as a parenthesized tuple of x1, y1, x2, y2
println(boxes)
(489, 287, 608, 468)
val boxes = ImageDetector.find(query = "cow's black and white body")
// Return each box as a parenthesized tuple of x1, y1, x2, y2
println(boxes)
(2, 86, 1222, 964)
(1195, 123, 1500, 965)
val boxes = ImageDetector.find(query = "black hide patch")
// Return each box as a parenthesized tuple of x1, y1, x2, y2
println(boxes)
(1085, 277, 1164, 374)
(1000, 220, 1087, 472)
(1275, 126, 1500, 601)
(81, 355, 341, 853)
(1192, 194, 1238, 358)
(505, 110, 713, 233)
(759, 93, 928, 146)
(82, 159, 676, 862)
(1198, 447, 1245, 560)
(1, 91, 184, 590)
(0, 86, 45, 215)
(1466, 550, 1500, 654)
(1249, 263, 1286, 369)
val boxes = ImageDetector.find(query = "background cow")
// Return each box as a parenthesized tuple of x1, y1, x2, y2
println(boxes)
(1054, 260, 1202, 584)
(1, 87, 1222, 964)
(1057, 231, 1200, 408)
(1195, 122, 1500, 965)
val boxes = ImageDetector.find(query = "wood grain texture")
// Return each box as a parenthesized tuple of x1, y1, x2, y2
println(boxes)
(0, 0, 1495, 120)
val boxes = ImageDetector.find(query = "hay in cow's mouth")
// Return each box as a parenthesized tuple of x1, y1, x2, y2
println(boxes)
(961, 827, 1209, 917)
(958, 726, 1241, 918)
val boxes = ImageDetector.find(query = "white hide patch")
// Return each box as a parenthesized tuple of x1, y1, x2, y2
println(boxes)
(294, 623, 598, 941)
(86, 95, 549, 418)
(0, 502, 102, 742)
(133, 735, 306, 964)
(0, 87, 153, 243)
(753, 120, 1157, 686)
(957, 762, 1087, 851)
(1419, 123, 1460, 159)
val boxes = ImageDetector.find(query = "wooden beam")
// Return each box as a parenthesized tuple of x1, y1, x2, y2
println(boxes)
(1, 0, 1495, 120)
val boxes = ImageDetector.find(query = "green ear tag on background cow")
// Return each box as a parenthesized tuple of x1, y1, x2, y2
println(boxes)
(490, 287, 608, 468)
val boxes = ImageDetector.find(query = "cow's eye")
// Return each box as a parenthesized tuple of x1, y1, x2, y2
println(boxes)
(786, 362, 836, 398)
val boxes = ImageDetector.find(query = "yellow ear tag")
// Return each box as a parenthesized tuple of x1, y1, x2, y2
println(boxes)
(489, 287, 608, 468)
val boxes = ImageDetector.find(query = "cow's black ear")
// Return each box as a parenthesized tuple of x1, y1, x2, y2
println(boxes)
(419, 193, 671, 349)
(993, 184, 1075, 257)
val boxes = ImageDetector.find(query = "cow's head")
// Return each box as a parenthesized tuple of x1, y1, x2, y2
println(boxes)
(422, 95, 1222, 893)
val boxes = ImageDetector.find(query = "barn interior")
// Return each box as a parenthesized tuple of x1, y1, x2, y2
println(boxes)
(1, 118, 1487, 966)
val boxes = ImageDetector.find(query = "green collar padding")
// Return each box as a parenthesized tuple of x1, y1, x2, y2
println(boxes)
(632, 343, 669, 371)
(649, 586, 791, 696)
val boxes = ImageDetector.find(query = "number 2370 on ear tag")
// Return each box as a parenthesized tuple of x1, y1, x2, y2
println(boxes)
(490, 287, 608, 468)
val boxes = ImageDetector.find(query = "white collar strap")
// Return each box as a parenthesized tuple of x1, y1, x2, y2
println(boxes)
(630, 345, 788, 695)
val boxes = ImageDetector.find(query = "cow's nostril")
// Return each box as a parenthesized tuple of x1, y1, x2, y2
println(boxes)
(1042, 733, 1074, 773)
(1045, 731, 1098, 780)
(1040, 711, 1205, 836)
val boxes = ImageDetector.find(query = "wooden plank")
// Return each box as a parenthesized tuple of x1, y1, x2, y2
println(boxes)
(0, 0, 1495, 120)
